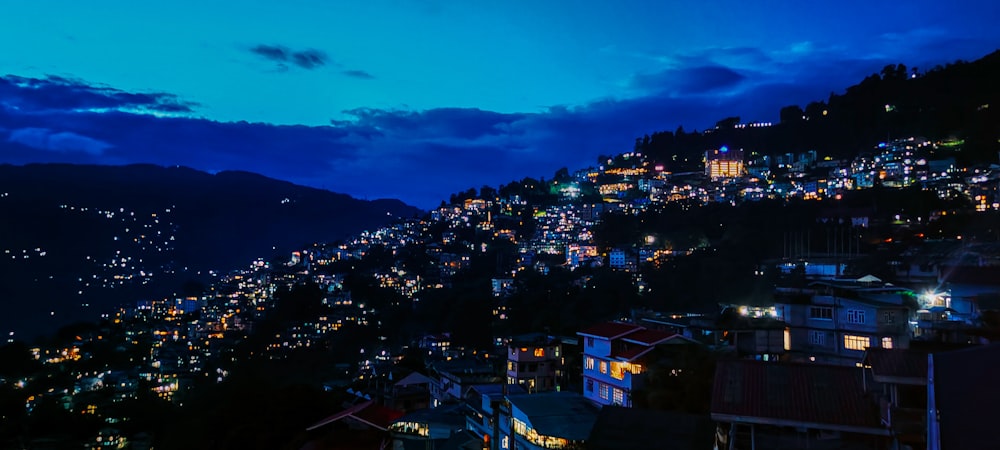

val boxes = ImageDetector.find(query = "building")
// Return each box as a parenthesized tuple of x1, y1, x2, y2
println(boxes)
(502, 391, 599, 450)
(711, 359, 889, 449)
(578, 322, 698, 407)
(775, 278, 912, 366)
(705, 146, 745, 180)
(506, 333, 565, 392)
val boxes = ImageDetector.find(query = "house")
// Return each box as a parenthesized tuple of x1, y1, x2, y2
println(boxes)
(506, 333, 565, 392)
(775, 278, 912, 366)
(711, 359, 889, 449)
(502, 391, 599, 450)
(578, 322, 698, 407)
(463, 383, 527, 447)
(387, 403, 468, 449)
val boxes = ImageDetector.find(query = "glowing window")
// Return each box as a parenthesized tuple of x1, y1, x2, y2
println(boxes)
(881, 337, 893, 349)
(843, 335, 870, 351)
(533, 348, 544, 357)
(599, 361, 607, 374)
(585, 357, 594, 370)
(599, 383, 609, 399)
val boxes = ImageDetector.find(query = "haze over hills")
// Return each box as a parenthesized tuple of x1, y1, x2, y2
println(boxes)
(0, 163, 422, 340)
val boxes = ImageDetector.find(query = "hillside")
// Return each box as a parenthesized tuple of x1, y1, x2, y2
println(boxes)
(633, 50, 1000, 171)
(0, 163, 422, 340)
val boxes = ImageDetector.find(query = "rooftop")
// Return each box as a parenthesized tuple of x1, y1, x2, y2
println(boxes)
(711, 360, 886, 435)
(507, 391, 600, 441)
(578, 322, 642, 340)
(863, 348, 927, 385)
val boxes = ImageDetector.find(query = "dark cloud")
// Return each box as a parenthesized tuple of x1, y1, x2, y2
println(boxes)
(249, 44, 290, 61)
(630, 65, 747, 95)
(340, 107, 526, 140)
(249, 44, 329, 70)
(291, 49, 327, 69)
(0, 75, 195, 114)
(342, 69, 376, 80)
(3, 43, 993, 208)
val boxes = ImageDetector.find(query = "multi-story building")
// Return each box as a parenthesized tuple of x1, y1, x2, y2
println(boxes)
(775, 278, 912, 366)
(506, 334, 564, 392)
(578, 322, 697, 407)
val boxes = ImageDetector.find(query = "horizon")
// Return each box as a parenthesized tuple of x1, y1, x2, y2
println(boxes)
(2, 1, 1000, 208)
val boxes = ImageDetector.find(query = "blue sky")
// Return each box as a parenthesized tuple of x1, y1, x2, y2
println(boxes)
(1, 0, 999, 208)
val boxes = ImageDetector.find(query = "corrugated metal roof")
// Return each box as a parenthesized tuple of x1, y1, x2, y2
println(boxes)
(711, 360, 881, 430)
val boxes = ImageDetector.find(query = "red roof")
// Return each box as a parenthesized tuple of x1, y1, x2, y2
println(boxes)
(621, 329, 677, 345)
(307, 400, 404, 431)
(578, 322, 642, 339)
(711, 360, 883, 433)
(613, 345, 654, 361)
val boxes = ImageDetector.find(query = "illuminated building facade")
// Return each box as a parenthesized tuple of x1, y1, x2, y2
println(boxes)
(578, 322, 697, 407)
(705, 146, 745, 180)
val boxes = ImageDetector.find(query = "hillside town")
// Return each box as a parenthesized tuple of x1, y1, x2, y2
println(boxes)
(2, 134, 999, 449)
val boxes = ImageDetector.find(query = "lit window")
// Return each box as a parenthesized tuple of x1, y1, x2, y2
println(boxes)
(599, 361, 607, 374)
(843, 335, 870, 351)
(599, 383, 609, 400)
(613, 388, 624, 405)
(533, 348, 545, 357)
(846, 309, 866, 324)
(881, 337, 893, 349)
(585, 357, 594, 370)
(507, 361, 513, 371)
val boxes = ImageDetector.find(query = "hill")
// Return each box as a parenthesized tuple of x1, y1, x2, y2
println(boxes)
(633, 49, 1000, 171)
(0, 163, 422, 340)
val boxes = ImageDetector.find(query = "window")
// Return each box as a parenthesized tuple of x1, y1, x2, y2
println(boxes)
(843, 335, 870, 351)
(610, 361, 625, 380)
(599, 383, 609, 400)
(847, 309, 866, 324)
(585, 357, 594, 370)
(882, 311, 896, 324)
(809, 330, 826, 346)
(533, 348, 545, 357)
(586, 379, 593, 392)
(613, 388, 624, 405)
(587, 337, 595, 347)
(599, 361, 608, 374)
(809, 307, 833, 320)
(881, 337, 893, 349)
(507, 361, 513, 371)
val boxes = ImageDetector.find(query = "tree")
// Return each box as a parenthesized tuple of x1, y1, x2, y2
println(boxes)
(779, 105, 804, 123)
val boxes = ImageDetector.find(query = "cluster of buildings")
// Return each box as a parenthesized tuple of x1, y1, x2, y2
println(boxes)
(6, 135, 1000, 448)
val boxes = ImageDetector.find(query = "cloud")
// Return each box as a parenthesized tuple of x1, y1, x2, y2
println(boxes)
(629, 65, 747, 96)
(3, 40, 995, 208)
(342, 69, 376, 80)
(7, 127, 112, 155)
(0, 75, 195, 115)
(249, 44, 329, 70)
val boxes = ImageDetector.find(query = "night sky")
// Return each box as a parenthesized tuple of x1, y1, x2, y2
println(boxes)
(2, 1, 999, 208)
